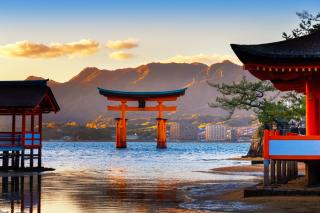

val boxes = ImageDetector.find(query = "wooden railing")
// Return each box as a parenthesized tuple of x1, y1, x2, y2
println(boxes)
(263, 129, 302, 186)
(263, 129, 320, 160)
(0, 132, 41, 148)
(0, 132, 22, 146)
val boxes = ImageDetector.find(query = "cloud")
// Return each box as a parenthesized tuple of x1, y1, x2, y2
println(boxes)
(106, 39, 138, 50)
(162, 54, 241, 65)
(109, 51, 134, 60)
(0, 39, 99, 58)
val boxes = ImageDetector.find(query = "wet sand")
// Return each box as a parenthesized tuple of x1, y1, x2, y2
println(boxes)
(216, 184, 320, 213)
(200, 161, 320, 213)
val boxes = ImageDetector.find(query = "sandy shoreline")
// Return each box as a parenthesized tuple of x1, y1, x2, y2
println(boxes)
(0, 158, 319, 212)
(210, 162, 305, 174)
(195, 160, 320, 212)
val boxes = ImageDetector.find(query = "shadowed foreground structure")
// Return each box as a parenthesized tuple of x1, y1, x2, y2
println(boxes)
(0, 80, 59, 171)
(232, 31, 320, 186)
(98, 88, 187, 148)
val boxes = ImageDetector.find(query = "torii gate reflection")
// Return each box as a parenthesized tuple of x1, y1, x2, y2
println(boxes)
(98, 88, 187, 148)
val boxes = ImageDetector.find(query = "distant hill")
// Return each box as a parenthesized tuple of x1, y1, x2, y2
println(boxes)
(30, 61, 258, 123)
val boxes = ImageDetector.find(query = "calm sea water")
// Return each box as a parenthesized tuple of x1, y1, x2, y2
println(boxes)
(0, 142, 258, 213)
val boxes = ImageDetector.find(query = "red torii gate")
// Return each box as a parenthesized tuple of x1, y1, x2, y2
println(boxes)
(98, 88, 187, 148)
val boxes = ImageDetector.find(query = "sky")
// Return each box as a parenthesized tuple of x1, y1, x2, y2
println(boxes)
(0, 0, 319, 82)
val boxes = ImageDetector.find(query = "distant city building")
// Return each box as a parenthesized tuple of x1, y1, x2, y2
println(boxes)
(86, 122, 97, 129)
(237, 126, 256, 137)
(45, 122, 57, 129)
(205, 124, 226, 141)
(198, 128, 206, 141)
(66, 121, 79, 127)
(226, 127, 238, 142)
(170, 122, 198, 141)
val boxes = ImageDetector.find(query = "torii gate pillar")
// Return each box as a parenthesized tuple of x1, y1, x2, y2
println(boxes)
(115, 118, 127, 148)
(98, 87, 187, 149)
(156, 118, 167, 149)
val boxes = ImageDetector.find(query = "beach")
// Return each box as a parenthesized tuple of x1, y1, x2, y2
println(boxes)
(0, 142, 319, 212)
(0, 141, 259, 212)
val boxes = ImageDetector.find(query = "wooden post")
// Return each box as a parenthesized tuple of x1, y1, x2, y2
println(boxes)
(276, 160, 282, 184)
(10, 151, 15, 169)
(263, 159, 270, 186)
(294, 161, 299, 178)
(306, 161, 320, 186)
(270, 159, 275, 184)
(29, 176, 34, 209)
(2, 151, 8, 170)
(20, 176, 24, 212)
(37, 175, 41, 213)
(287, 161, 292, 180)
(115, 118, 121, 148)
(14, 151, 19, 169)
(115, 117, 127, 149)
(38, 113, 42, 169)
(120, 119, 127, 148)
(12, 114, 16, 145)
(156, 118, 167, 149)
(21, 113, 26, 169)
(30, 113, 34, 169)
(306, 78, 320, 135)
(305, 79, 320, 185)
(281, 160, 287, 183)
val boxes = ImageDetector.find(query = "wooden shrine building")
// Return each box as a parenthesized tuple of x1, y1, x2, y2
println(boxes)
(98, 88, 187, 148)
(0, 80, 59, 171)
(231, 31, 320, 186)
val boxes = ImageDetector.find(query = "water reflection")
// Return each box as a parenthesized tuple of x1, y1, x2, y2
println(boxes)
(0, 142, 256, 212)
(42, 171, 185, 212)
(0, 175, 41, 213)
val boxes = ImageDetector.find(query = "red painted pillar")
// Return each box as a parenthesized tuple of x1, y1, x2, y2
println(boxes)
(306, 77, 320, 135)
(21, 113, 26, 169)
(305, 76, 320, 186)
(21, 113, 26, 147)
(156, 118, 167, 149)
(115, 118, 127, 148)
(30, 113, 34, 168)
(31, 113, 35, 146)
(38, 113, 42, 169)
(12, 114, 16, 145)
(38, 113, 42, 146)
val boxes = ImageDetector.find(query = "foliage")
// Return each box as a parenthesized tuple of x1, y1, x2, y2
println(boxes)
(283, 10, 320, 39)
(208, 77, 305, 126)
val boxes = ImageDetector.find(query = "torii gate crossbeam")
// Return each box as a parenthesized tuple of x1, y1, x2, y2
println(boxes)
(98, 88, 187, 149)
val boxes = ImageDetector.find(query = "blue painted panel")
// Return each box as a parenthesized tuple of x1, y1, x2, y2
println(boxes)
(0, 147, 23, 151)
(25, 140, 32, 145)
(25, 133, 40, 139)
(270, 140, 320, 156)
(24, 140, 40, 145)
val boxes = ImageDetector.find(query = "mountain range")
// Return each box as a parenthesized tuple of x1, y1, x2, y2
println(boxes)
(27, 60, 257, 124)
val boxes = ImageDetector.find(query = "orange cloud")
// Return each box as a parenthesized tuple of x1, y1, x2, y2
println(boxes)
(0, 39, 99, 58)
(106, 39, 138, 50)
(109, 51, 134, 60)
(162, 54, 241, 65)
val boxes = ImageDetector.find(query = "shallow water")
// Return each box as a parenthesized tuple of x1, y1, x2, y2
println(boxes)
(0, 142, 259, 212)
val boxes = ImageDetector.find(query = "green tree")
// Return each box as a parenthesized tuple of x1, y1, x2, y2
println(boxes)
(283, 11, 320, 39)
(208, 77, 305, 127)
(208, 77, 305, 157)
(208, 11, 317, 156)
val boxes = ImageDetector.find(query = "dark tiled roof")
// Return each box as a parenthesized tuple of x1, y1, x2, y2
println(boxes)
(0, 80, 60, 113)
(98, 87, 187, 99)
(231, 32, 320, 65)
